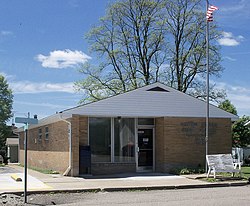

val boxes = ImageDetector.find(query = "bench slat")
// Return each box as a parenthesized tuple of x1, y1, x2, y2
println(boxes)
(206, 154, 241, 178)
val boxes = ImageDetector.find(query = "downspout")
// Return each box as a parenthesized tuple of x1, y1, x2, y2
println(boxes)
(60, 114, 72, 176)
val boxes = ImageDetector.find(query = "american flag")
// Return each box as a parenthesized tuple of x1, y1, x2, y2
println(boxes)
(206, 5, 218, 22)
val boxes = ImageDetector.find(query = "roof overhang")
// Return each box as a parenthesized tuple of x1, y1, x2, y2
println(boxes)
(6, 138, 19, 145)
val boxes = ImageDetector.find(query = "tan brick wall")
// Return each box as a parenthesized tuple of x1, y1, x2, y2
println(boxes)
(19, 121, 69, 152)
(19, 120, 70, 174)
(19, 115, 89, 177)
(70, 115, 89, 176)
(79, 116, 88, 146)
(18, 115, 232, 176)
(155, 117, 232, 172)
(19, 150, 69, 173)
(155, 117, 165, 172)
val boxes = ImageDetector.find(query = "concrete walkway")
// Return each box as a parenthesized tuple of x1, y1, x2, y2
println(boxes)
(0, 165, 248, 194)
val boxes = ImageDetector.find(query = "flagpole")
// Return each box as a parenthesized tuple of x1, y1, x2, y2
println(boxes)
(205, 0, 209, 173)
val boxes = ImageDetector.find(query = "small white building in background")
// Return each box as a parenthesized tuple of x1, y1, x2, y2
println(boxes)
(238, 121, 250, 163)
(5, 128, 19, 163)
(244, 121, 250, 157)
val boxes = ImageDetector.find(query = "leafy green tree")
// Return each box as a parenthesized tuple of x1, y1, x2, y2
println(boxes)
(232, 116, 250, 147)
(218, 99, 237, 115)
(0, 75, 13, 161)
(76, 0, 224, 103)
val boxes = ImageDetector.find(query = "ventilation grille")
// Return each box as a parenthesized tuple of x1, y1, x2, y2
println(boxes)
(146, 86, 169, 92)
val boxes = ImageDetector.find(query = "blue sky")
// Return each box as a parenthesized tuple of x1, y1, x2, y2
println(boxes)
(0, 0, 249, 124)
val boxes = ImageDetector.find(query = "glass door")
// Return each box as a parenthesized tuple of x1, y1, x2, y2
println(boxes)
(137, 128, 153, 171)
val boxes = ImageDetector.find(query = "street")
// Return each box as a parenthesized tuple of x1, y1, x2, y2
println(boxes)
(21, 185, 250, 205)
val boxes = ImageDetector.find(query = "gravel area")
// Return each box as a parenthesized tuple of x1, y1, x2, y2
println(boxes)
(0, 192, 92, 206)
(0, 194, 25, 206)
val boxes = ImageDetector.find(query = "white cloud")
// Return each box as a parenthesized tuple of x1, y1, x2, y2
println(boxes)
(0, 30, 13, 36)
(10, 81, 75, 94)
(217, 32, 244, 46)
(36, 49, 91, 69)
(14, 100, 69, 110)
(216, 82, 250, 116)
(223, 56, 236, 62)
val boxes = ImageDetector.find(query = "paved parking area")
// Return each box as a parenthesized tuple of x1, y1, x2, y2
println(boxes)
(1, 165, 248, 195)
(0, 166, 19, 174)
(0, 166, 52, 193)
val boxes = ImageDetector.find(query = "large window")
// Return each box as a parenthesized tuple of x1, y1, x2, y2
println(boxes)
(89, 117, 111, 162)
(114, 118, 135, 162)
(89, 117, 136, 163)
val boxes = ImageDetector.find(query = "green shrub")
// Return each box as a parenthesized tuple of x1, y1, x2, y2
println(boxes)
(170, 166, 205, 175)
(0, 149, 9, 164)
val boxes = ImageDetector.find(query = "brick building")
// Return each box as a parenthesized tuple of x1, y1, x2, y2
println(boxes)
(17, 83, 238, 176)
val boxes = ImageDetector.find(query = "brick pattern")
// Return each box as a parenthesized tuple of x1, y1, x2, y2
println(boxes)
(70, 115, 89, 176)
(19, 120, 70, 174)
(19, 150, 69, 173)
(155, 117, 232, 173)
(155, 117, 165, 172)
(19, 121, 69, 152)
(18, 115, 232, 176)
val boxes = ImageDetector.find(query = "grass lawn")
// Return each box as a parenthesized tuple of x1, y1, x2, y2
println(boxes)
(241, 166, 250, 179)
(202, 166, 250, 182)
(18, 164, 59, 174)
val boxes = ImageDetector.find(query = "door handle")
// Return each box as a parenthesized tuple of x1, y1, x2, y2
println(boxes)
(137, 147, 140, 152)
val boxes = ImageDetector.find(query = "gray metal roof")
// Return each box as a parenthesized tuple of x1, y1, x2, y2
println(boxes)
(63, 82, 238, 120)
(16, 82, 237, 132)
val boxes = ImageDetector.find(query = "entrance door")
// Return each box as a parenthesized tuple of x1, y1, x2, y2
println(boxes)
(137, 128, 154, 172)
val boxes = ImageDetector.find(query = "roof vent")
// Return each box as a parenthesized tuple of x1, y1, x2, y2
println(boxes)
(147, 86, 169, 92)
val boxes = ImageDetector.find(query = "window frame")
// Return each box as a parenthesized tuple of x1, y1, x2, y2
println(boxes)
(38, 128, 42, 142)
(45, 126, 49, 141)
(88, 117, 137, 163)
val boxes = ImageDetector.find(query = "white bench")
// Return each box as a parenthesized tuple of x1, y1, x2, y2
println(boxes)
(206, 154, 241, 178)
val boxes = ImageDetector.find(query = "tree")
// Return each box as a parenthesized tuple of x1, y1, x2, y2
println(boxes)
(161, 0, 223, 100)
(76, 0, 224, 103)
(218, 99, 237, 115)
(232, 116, 250, 147)
(0, 75, 13, 162)
(76, 0, 166, 102)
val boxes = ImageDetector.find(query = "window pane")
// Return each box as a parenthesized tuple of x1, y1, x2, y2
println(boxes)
(114, 118, 135, 162)
(138, 118, 154, 125)
(45, 127, 49, 140)
(89, 117, 111, 162)
(38, 128, 42, 141)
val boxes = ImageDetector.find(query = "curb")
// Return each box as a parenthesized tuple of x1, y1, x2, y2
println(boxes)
(102, 181, 249, 192)
(1, 181, 248, 195)
(1, 188, 101, 196)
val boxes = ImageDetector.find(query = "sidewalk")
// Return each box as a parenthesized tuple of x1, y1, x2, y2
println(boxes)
(1, 165, 248, 194)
